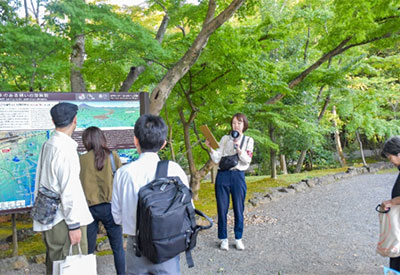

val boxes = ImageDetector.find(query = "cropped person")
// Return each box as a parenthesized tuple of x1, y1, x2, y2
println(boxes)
(381, 136, 400, 271)
(79, 126, 125, 275)
(112, 114, 189, 275)
(205, 113, 254, 251)
(33, 102, 93, 274)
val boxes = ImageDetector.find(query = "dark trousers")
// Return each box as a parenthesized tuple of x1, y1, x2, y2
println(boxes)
(215, 170, 247, 240)
(87, 203, 125, 275)
(390, 257, 400, 271)
(126, 236, 180, 275)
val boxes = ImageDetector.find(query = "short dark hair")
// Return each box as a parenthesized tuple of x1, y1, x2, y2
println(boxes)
(381, 136, 400, 158)
(231, 113, 248, 132)
(134, 114, 167, 153)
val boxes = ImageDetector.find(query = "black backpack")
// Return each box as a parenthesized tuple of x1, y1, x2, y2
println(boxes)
(135, 160, 213, 268)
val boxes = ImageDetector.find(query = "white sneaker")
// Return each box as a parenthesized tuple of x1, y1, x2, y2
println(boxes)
(235, 239, 245, 250)
(220, 239, 229, 251)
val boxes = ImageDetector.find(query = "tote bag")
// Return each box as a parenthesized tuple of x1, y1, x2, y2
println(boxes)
(376, 204, 400, 258)
(53, 244, 97, 275)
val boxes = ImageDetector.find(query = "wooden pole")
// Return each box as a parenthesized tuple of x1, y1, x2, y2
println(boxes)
(12, 213, 18, 257)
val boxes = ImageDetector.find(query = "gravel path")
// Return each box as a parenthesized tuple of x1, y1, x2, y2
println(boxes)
(3, 172, 396, 274)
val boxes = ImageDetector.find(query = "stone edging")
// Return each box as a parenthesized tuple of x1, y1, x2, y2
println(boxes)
(247, 161, 394, 208)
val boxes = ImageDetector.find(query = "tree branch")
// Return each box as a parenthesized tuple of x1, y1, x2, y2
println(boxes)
(149, 0, 245, 115)
(193, 120, 209, 153)
(155, 13, 169, 43)
(143, 58, 169, 69)
(265, 36, 353, 104)
(193, 69, 231, 92)
(177, 25, 186, 37)
(318, 92, 330, 121)
(267, 32, 398, 107)
(304, 26, 310, 62)
(204, 0, 216, 26)
(335, 32, 394, 56)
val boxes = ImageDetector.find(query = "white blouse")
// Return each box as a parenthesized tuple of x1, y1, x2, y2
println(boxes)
(210, 134, 254, 171)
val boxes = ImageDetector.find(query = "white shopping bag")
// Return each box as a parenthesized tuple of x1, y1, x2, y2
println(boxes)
(53, 244, 97, 275)
(376, 204, 400, 258)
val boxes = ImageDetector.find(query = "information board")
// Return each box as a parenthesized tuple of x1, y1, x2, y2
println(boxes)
(0, 92, 149, 214)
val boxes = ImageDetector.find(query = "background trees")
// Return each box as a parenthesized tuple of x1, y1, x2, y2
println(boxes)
(1, 0, 400, 195)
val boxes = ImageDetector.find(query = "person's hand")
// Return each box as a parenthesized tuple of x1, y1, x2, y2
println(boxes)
(69, 228, 81, 245)
(234, 141, 241, 154)
(205, 139, 212, 149)
(382, 199, 393, 211)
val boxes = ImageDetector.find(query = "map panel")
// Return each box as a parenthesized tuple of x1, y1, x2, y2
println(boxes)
(0, 130, 48, 211)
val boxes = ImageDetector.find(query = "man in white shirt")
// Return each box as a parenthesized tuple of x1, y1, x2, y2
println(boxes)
(33, 102, 93, 274)
(112, 114, 189, 275)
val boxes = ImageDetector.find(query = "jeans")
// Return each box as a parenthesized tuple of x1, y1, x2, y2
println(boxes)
(87, 203, 125, 275)
(215, 170, 247, 240)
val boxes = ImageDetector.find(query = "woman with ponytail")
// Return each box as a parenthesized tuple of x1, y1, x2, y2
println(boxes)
(80, 126, 125, 274)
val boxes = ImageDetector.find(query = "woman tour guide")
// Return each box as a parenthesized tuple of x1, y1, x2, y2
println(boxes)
(205, 113, 254, 251)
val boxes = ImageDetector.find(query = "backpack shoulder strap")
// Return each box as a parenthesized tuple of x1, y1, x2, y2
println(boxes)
(155, 160, 169, 179)
(239, 135, 246, 149)
(109, 152, 116, 175)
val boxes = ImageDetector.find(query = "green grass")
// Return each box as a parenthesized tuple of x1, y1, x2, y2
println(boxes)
(0, 220, 33, 240)
(194, 167, 348, 217)
(0, 228, 45, 258)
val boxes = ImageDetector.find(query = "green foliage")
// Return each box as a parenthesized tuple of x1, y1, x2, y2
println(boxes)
(1, 0, 399, 182)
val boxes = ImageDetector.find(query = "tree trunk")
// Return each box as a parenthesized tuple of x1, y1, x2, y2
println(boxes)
(269, 125, 277, 179)
(164, 106, 176, 161)
(119, 66, 146, 92)
(294, 89, 331, 173)
(332, 106, 346, 167)
(70, 33, 86, 92)
(190, 160, 215, 200)
(295, 150, 307, 173)
(149, 0, 245, 115)
(280, 154, 288, 175)
(24, 0, 28, 22)
(179, 110, 215, 200)
(356, 130, 367, 166)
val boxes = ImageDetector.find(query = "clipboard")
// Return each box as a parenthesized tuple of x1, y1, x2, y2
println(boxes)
(199, 125, 219, 149)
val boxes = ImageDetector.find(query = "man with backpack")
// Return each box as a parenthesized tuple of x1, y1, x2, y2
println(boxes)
(111, 114, 189, 274)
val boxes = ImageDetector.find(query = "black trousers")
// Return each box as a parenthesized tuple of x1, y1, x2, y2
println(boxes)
(390, 257, 400, 271)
